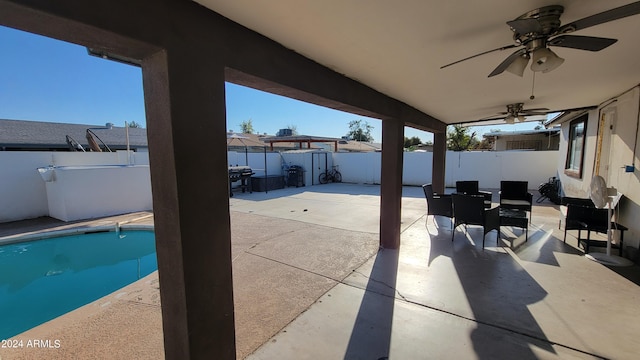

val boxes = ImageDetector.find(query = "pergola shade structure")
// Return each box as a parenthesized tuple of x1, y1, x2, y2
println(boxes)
(261, 135, 341, 151)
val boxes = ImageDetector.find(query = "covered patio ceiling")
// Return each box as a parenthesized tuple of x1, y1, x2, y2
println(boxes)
(196, 0, 640, 126)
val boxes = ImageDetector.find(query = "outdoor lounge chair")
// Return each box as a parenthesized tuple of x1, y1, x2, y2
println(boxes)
(500, 181, 533, 220)
(455, 181, 492, 208)
(563, 203, 626, 256)
(422, 183, 453, 228)
(559, 196, 595, 230)
(452, 193, 500, 247)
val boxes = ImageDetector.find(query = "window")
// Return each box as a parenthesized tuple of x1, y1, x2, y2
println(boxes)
(564, 115, 587, 178)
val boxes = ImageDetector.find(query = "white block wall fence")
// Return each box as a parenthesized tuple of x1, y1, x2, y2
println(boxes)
(330, 150, 558, 188)
(0, 150, 558, 223)
(0, 151, 149, 223)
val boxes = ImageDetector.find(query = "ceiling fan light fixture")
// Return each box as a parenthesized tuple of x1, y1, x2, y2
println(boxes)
(505, 115, 516, 124)
(530, 47, 564, 73)
(517, 115, 526, 122)
(542, 54, 564, 73)
(506, 53, 530, 77)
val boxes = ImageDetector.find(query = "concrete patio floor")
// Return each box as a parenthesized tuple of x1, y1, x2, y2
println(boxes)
(1, 183, 640, 359)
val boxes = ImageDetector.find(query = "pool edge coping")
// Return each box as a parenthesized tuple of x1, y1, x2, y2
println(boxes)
(0, 214, 155, 246)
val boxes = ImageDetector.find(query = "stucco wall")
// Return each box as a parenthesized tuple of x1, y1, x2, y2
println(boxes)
(0, 152, 51, 222)
(334, 152, 381, 184)
(334, 150, 558, 189)
(0, 151, 149, 223)
(607, 88, 640, 251)
(556, 111, 599, 198)
(1, 149, 559, 223)
(227, 150, 282, 177)
(43, 165, 152, 221)
(556, 86, 640, 250)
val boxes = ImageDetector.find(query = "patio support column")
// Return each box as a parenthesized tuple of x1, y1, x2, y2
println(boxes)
(432, 131, 446, 193)
(143, 50, 236, 359)
(379, 119, 404, 249)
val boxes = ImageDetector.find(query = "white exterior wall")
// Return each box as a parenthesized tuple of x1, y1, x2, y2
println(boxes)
(334, 150, 557, 189)
(0, 151, 148, 223)
(612, 88, 640, 251)
(556, 86, 640, 250)
(556, 110, 599, 198)
(333, 152, 381, 184)
(0, 152, 52, 222)
(402, 152, 432, 186)
(446, 150, 558, 189)
(227, 151, 281, 177)
(42, 165, 152, 221)
(1, 149, 558, 223)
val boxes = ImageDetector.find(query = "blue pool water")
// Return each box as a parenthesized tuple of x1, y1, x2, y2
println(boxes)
(0, 230, 157, 339)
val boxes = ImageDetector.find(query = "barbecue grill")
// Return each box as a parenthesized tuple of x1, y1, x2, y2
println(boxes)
(229, 166, 254, 196)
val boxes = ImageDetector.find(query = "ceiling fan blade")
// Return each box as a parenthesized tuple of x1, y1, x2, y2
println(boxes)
(521, 112, 548, 116)
(549, 35, 617, 51)
(507, 18, 543, 34)
(488, 48, 527, 77)
(440, 44, 518, 69)
(555, 1, 640, 34)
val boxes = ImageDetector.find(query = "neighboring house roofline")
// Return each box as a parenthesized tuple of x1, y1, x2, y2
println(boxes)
(0, 118, 148, 151)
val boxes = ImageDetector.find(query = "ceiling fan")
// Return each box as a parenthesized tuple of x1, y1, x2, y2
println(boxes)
(480, 103, 549, 124)
(500, 103, 548, 124)
(441, 2, 640, 77)
(463, 104, 599, 126)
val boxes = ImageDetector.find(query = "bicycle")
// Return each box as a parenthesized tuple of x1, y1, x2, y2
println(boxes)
(537, 176, 560, 204)
(319, 165, 342, 184)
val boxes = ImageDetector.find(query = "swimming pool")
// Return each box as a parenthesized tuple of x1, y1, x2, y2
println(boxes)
(0, 229, 157, 339)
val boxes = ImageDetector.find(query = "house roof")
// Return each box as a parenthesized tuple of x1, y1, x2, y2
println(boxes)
(226, 132, 321, 150)
(336, 140, 381, 152)
(261, 135, 342, 144)
(483, 128, 560, 138)
(0, 119, 147, 149)
(261, 134, 341, 151)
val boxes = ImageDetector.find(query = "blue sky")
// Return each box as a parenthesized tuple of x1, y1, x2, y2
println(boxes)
(1, 25, 539, 143)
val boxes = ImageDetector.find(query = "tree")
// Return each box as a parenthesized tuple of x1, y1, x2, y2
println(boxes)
(346, 119, 374, 142)
(447, 124, 479, 151)
(475, 136, 494, 150)
(239, 119, 254, 134)
(404, 136, 421, 148)
(127, 121, 142, 128)
(286, 124, 299, 135)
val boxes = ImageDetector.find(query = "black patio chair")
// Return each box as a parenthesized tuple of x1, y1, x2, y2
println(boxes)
(563, 203, 592, 243)
(452, 193, 500, 247)
(564, 203, 626, 256)
(455, 180, 492, 208)
(422, 183, 453, 228)
(559, 196, 594, 230)
(500, 181, 533, 220)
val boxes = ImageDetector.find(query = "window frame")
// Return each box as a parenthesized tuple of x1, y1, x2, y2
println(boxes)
(564, 115, 587, 178)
